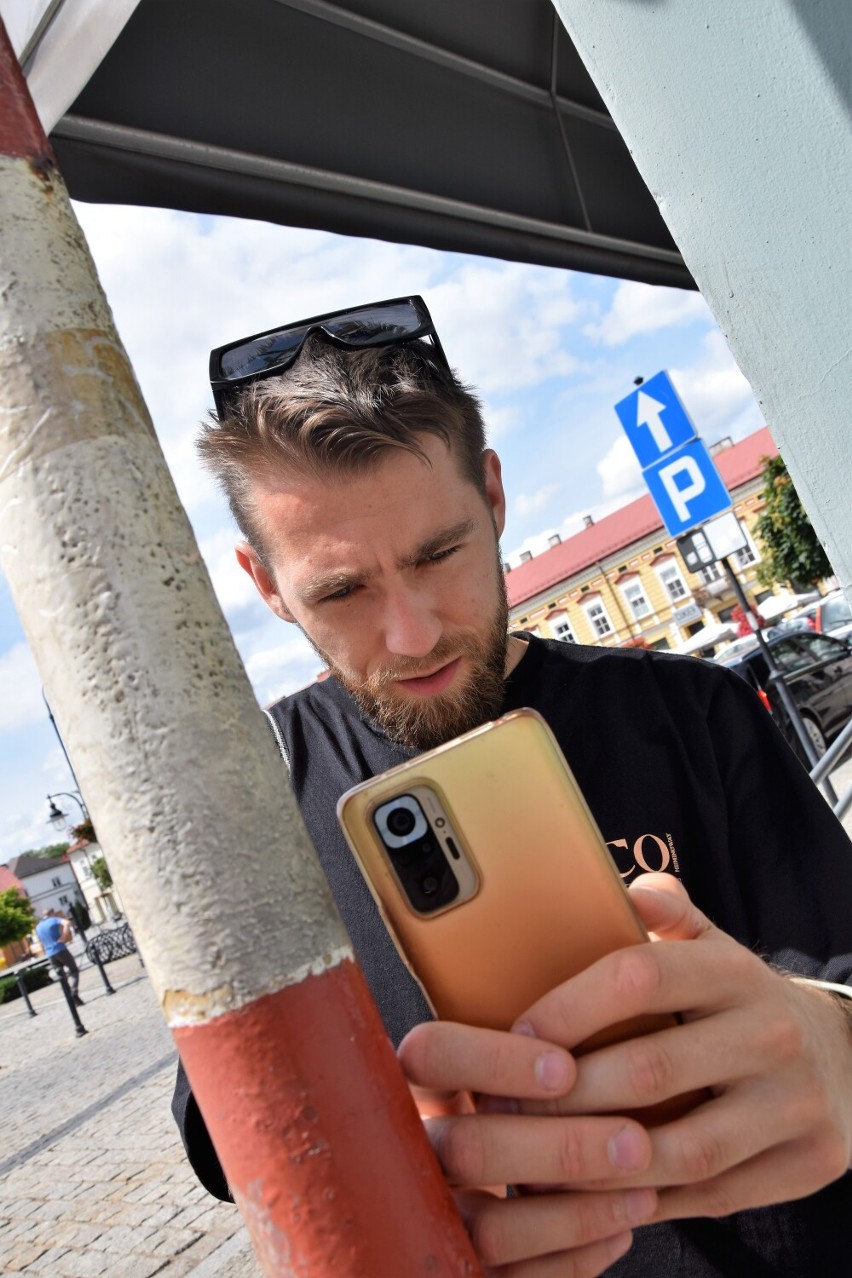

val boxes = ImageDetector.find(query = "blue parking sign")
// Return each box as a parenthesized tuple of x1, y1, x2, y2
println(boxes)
(643, 439, 732, 536)
(615, 371, 695, 467)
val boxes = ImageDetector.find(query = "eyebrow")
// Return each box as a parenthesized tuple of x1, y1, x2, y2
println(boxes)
(300, 517, 477, 604)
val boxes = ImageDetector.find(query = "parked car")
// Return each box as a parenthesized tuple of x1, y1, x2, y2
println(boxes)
(712, 630, 852, 759)
(790, 590, 852, 643)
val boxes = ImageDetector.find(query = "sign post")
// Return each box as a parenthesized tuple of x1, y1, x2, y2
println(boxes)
(615, 374, 830, 781)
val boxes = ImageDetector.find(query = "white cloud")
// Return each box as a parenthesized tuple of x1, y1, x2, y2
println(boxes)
(0, 642, 44, 733)
(597, 434, 643, 500)
(198, 527, 260, 616)
(514, 484, 561, 518)
(584, 281, 712, 346)
(670, 332, 763, 440)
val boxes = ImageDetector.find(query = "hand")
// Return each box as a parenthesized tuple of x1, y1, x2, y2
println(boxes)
(517, 874, 852, 1219)
(398, 875, 852, 1273)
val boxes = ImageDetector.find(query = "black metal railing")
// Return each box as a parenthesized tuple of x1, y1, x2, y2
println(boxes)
(85, 922, 137, 964)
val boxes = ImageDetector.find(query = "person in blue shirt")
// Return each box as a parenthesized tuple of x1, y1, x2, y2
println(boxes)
(35, 909, 83, 1005)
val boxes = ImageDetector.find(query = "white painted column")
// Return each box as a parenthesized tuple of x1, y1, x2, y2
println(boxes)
(552, 0, 852, 593)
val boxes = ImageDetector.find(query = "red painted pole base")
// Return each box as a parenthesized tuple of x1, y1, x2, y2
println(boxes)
(174, 958, 480, 1277)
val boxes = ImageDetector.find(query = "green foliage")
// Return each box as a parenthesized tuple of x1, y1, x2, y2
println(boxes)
(0, 888, 37, 948)
(19, 842, 70, 860)
(0, 964, 53, 1004)
(91, 855, 113, 892)
(755, 455, 833, 590)
(71, 819, 97, 843)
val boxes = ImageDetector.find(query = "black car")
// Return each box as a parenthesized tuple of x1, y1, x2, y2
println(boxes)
(713, 630, 852, 759)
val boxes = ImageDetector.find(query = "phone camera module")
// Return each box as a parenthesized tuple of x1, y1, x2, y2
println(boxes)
(374, 794, 428, 848)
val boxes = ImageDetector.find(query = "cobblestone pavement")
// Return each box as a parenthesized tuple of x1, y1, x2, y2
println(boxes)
(1, 753, 850, 1277)
(0, 948, 260, 1277)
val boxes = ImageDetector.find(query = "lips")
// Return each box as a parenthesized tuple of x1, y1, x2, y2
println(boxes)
(394, 655, 462, 696)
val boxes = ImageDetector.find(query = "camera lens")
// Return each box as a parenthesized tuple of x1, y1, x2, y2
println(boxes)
(387, 806, 416, 837)
(421, 874, 439, 896)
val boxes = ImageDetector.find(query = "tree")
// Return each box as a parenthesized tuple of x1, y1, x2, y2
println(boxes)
(755, 455, 833, 590)
(19, 841, 70, 860)
(0, 888, 37, 948)
(91, 855, 113, 892)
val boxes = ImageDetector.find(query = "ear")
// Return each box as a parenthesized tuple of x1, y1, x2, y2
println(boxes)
(481, 449, 506, 539)
(235, 541, 295, 622)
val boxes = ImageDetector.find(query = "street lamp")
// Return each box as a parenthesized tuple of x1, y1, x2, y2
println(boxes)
(46, 791, 88, 830)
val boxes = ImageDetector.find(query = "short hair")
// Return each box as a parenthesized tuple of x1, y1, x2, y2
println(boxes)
(197, 337, 488, 564)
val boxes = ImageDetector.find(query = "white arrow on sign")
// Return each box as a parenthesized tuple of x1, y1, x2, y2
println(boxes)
(636, 390, 673, 452)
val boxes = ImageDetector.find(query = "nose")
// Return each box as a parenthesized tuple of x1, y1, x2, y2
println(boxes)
(381, 585, 442, 659)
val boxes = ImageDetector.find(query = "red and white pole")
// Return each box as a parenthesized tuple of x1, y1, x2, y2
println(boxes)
(0, 24, 478, 1276)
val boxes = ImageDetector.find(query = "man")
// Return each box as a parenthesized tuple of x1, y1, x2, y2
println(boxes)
(36, 908, 83, 1005)
(174, 296, 852, 1275)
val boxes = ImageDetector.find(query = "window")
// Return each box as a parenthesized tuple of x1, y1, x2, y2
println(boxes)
(82, 863, 92, 878)
(59, 895, 69, 905)
(657, 561, 689, 602)
(621, 580, 652, 620)
(51, 876, 61, 888)
(583, 598, 614, 639)
(552, 617, 578, 644)
(698, 562, 725, 584)
(731, 527, 760, 569)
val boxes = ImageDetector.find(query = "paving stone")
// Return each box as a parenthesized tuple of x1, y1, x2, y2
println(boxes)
(0, 950, 255, 1275)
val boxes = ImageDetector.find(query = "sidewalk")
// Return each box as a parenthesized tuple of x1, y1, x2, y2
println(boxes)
(0, 946, 260, 1277)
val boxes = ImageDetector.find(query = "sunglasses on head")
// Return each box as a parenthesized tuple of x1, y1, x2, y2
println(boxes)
(209, 295, 449, 417)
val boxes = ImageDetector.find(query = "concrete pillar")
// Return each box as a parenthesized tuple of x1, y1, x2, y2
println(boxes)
(552, 0, 852, 593)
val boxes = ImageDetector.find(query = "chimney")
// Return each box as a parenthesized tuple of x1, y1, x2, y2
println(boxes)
(582, 515, 594, 529)
(519, 550, 533, 563)
(547, 533, 561, 548)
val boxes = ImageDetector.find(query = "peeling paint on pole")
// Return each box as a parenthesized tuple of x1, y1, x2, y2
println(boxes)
(0, 24, 479, 1275)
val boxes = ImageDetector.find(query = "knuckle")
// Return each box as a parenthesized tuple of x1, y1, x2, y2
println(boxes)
(612, 949, 663, 1006)
(677, 1128, 726, 1183)
(696, 1180, 739, 1219)
(558, 1123, 594, 1181)
(761, 1012, 807, 1064)
(624, 1038, 676, 1101)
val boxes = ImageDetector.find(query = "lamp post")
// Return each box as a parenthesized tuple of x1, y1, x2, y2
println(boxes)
(47, 792, 93, 939)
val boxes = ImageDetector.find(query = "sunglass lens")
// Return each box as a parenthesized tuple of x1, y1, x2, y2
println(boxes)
(219, 327, 307, 379)
(323, 301, 425, 345)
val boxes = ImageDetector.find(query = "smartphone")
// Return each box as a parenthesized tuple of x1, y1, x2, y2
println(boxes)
(337, 707, 680, 1055)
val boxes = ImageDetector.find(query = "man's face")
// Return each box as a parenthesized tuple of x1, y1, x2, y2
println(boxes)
(237, 436, 511, 751)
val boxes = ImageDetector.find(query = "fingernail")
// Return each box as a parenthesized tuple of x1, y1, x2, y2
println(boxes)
(609, 1126, 648, 1170)
(625, 1188, 656, 1224)
(535, 1049, 570, 1093)
(512, 1020, 536, 1037)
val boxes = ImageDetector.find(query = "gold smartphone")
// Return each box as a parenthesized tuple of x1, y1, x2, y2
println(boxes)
(337, 707, 678, 1053)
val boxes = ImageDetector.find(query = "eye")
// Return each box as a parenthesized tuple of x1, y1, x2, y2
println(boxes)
(321, 583, 359, 603)
(427, 544, 461, 565)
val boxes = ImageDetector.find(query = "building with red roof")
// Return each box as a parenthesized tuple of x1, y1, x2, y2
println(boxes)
(507, 426, 780, 652)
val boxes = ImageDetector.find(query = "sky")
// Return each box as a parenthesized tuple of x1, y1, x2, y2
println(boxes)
(0, 204, 766, 863)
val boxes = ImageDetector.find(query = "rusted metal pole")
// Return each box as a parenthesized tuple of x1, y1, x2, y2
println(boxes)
(0, 24, 478, 1276)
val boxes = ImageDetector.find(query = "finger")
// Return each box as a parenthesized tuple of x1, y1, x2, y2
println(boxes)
(455, 1186, 656, 1268)
(655, 1134, 848, 1220)
(480, 1232, 635, 1278)
(399, 1020, 576, 1099)
(525, 1005, 768, 1117)
(515, 932, 760, 1049)
(426, 1113, 652, 1188)
(628, 874, 716, 941)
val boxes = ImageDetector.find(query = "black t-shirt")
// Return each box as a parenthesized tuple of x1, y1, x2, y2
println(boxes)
(173, 637, 852, 1273)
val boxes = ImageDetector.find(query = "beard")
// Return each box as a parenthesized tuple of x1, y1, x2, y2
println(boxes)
(308, 569, 510, 752)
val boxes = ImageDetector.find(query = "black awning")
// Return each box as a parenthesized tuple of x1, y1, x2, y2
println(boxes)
(50, 0, 692, 288)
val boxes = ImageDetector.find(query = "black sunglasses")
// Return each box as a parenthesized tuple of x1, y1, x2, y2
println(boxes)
(209, 295, 449, 417)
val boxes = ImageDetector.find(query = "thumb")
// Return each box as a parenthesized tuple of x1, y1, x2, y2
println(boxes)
(628, 872, 715, 942)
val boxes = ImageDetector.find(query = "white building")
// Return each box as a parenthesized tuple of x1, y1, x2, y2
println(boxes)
(5, 852, 84, 920)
